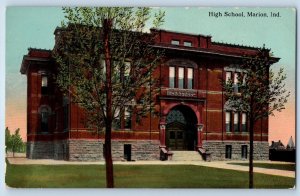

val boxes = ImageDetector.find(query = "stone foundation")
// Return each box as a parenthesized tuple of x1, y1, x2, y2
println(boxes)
(68, 140, 103, 161)
(110, 140, 160, 161)
(202, 141, 269, 161)
(26, 141, 54, 159)
(27, 139, 160, 161)
(53, 140, 69, 160)
(27, 140, 69, 160)
(68, 139, 160, 161)
(27, 140, 269, 161)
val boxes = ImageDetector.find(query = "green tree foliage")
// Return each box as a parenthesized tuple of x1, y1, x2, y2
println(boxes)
(5, 127, 24, 157)
(53, 7, 165, 188)
(223, 48, 289, 119)
(222, 48, 290, 188)
(5, 127, 11, 153)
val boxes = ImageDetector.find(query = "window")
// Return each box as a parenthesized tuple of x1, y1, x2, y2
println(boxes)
(234, 112, 239, 132)
(171, 40, 180, 45)
(55, 111, 59, 130)
(113, 108, 121, 130)
(225, 112, 231, 132)
(168, 64, 196, 89)
(242, 74, 247, 85)
(225, 71, 244, 92)
(40, 107, 50, 132)
(113, 106, 131, 130)
(41, 75, 48, 95)
(124, 107, 132, 129)
(169, 67, 175, 88)
(226, 111, 247, 133)
(113, 118, 121, 130)
(178, 67, 184, 89)
(63, 104, 69, 130)
(225, 145, 232, 159)
(242, 113, 247, 132)
(241, 145, 248, 159)
(233, 72, 239, 93)
(183, 41, 192, 47)
(187, 68, 193, 89)
(124, 61, 131, 80)
(225, 72, 232, 83)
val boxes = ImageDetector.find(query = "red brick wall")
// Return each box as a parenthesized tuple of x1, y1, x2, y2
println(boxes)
(24, 30, 268, 144)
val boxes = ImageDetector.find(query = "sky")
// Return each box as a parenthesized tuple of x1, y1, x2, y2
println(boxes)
(5, 7, 296, 145)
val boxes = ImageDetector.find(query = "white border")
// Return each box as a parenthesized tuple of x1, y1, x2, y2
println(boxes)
(0, 1, 298, 196)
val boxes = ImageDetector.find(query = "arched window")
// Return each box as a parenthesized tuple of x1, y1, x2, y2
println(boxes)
(166, 109, 186, 124)
(39, 106, 51, 132)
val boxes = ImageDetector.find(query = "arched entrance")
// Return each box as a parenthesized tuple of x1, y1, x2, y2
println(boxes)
(166, 105, 197, 151)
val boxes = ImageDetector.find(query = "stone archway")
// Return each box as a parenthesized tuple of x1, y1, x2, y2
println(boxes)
(166, 105, 198, 151)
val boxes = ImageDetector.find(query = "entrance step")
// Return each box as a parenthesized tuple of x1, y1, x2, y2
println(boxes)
(171, 151, 203, 161)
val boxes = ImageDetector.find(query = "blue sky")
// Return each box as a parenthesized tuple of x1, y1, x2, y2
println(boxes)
(5, 7, 296, 144)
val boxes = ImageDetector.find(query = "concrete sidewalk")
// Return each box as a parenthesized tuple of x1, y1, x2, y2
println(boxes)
(6, 156, 295, 178)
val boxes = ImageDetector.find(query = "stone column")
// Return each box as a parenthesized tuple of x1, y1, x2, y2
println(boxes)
(159, 122, 166, 148)
(197, 124, 204, 148)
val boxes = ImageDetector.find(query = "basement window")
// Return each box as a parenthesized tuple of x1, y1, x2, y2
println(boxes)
(124, 144, 132, 161)
(225, 145, 232, 159)
(241, 145, 248, 159)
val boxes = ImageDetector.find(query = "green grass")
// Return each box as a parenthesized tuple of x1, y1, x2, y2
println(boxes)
(228, 162, 296, 171)
(5, 162, 295, 188)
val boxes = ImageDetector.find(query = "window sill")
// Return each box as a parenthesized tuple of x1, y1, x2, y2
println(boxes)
(225, 131, 249, 134)
(36, 132, 52, 135)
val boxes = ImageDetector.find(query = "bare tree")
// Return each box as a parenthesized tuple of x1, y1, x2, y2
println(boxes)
(53, 7, 165, 188)
(222, 48, 290, 188)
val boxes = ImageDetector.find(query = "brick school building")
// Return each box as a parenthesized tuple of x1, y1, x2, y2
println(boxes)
(20, 28, 277, 161)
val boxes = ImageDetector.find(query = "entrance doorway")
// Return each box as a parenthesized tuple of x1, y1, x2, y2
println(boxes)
(166, 105, 197, 151)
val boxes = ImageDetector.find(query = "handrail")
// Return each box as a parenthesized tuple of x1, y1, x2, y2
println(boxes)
(160, 147, 173, 161)
(198, 147, 211, 161)
(161, 147, 168, 154)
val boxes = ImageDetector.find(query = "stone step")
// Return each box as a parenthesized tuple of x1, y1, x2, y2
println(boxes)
(171, 151, 203, 161)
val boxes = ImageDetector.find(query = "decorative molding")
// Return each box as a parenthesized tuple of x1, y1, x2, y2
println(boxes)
(197, 124, 204, 132)
(160, 124, 166, 130)
(166, 88, 197, 98)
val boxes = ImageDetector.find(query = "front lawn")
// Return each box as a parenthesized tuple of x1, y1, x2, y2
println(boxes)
(228, 162, 296, 171)
(5, 162, 295, 188)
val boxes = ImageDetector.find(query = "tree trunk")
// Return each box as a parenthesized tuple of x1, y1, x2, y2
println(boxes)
(103, 18, 114, 188)
(249, 116, 254, 188)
